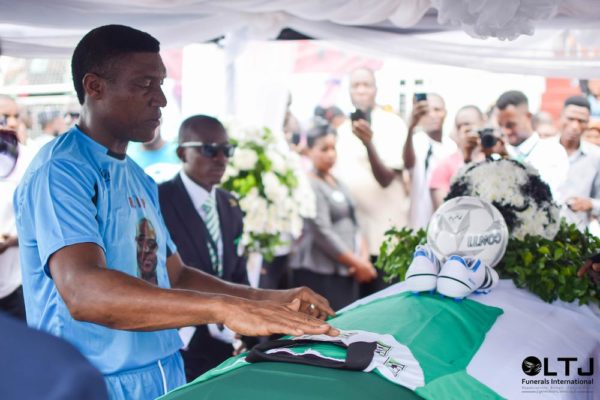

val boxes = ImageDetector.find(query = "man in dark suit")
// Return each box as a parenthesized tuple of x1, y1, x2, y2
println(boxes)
(159, 115, 249, 381)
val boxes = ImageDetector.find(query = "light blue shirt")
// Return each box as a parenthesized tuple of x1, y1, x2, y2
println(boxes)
(128, 141, 180, 183)
(14, 126, 182, 375)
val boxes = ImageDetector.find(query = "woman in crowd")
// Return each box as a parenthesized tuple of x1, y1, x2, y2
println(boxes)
(289, 123, 377, 310)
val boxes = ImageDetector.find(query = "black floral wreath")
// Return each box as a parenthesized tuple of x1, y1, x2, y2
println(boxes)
(445, 159, 557, 236)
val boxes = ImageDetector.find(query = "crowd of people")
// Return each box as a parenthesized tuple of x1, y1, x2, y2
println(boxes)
(1, 23, 600, 399)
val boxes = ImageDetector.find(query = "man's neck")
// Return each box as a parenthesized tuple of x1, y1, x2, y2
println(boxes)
(143, 137, 165, 151)
(559, 135, 581, 156)
(183, 169, 213, 193)
(515, 131, 535, 147)
(78, 112, 128, 155)
(427, 130, 442, 143)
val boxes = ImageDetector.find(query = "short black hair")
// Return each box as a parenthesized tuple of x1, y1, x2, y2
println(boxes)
(455, 105, 483, 120)
(178, 115, 225, 143)
(314, 105, 344, 122)
(496, 90, 529, 110)
(564, 95, 591, 111)
(306, 118, 336, 148)
(71, 25, 160, 105)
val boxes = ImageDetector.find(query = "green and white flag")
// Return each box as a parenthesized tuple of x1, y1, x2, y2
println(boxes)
(161, 280, 600, 400)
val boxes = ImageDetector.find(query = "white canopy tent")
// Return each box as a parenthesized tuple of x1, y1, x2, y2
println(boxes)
(0, 0, 599, 78)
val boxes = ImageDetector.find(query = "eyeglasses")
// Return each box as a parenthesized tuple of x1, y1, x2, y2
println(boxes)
(179, 142, 236, 158)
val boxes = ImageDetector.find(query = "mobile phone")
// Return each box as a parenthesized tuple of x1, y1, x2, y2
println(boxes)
(350, 109, 370, 123)
(414, 93, 427, 102)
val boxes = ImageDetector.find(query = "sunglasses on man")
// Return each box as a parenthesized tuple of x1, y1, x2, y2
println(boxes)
(179, 142, 236, 158)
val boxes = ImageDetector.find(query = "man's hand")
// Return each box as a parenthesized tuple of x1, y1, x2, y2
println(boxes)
(349, 260, 377, 284)
(578, 258, 600, 286)
(567, 197, 593, 212)
(482, 136, 509, 159)
(462, 134, 479, 162)
(409, 100, 428, 130)
(0, 234, 16, 255)
(352, 119, 373, 145)
(267, 286, 335, 320)
(222, 297, 339, 337)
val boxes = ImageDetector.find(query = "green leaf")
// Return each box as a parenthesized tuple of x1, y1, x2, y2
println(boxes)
(553, 247, 564, 260)
(537, 246, 550, 255)
(378, 222, 600, 306)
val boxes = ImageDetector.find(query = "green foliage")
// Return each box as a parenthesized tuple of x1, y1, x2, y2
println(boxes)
(377, 222, 600, 305)
(376, 227, 427, 282)
(497, 221, 600, 304)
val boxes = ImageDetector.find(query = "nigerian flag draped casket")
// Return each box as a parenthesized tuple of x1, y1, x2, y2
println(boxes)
(160, 281, 600, 400)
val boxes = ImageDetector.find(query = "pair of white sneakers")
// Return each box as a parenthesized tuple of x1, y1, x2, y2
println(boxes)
(405, 245, 499, 299)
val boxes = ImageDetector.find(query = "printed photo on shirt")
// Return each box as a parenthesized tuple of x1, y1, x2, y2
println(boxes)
(136, 218, 158, 284)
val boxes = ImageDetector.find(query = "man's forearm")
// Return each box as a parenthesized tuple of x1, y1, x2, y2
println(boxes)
(403, 128, 416, 170)
(365, 142, 396, 188)
(66, 266, 238, 331)
(172, 265, 269, 301)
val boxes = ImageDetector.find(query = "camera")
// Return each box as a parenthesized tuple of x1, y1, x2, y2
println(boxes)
(414, 92, 427, 102)
(478, 127, 498, 149)
(350, 109, 371, 123)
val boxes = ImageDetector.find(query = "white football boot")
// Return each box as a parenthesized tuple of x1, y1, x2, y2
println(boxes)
(436, 255, 499, 299)
(405, 245, 441, 292)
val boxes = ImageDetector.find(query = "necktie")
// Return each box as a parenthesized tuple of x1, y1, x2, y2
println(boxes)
(424, 144, 433, 171)
(202, 195, 222, 277)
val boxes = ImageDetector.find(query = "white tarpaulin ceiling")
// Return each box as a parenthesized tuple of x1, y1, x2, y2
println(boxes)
(0, 0, 599, 78)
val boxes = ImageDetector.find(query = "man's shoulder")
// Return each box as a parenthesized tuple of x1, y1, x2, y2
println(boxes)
(372, 107, 407, 131)
(22, 148, 96, 189)
(157, 175, 185, 208)
(216, 188, 241, 209)
(536, 137, 568, 159)
(582, 141, 600, 158)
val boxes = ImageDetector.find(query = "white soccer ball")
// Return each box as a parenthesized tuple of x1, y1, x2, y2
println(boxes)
(427, 196, 509, 267)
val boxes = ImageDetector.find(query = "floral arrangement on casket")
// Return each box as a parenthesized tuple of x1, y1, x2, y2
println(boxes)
(220, 125, 316, 261)
(377, 159, 600, 305)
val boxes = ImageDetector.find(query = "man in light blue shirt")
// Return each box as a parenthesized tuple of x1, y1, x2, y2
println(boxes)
(14, 24, 337, 400)
(128, 128, 180, 183)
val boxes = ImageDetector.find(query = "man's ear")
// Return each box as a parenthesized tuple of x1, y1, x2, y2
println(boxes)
(176, 146, 185, 162)
(82, 73, 105, 101)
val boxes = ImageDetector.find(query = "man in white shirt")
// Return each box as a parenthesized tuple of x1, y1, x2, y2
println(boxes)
(555, 96, 600, 231)
(495, 90, 569, 196)
(333, 67, 410, 296)
(403, 93, 457, 229)
(0, 107, 30, 321)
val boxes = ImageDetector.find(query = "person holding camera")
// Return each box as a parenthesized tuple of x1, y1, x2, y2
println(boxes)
(403, 92, 457, 229)
(429, 105, 485, 210)
(429, 105, 510, 210)
(333, 67, 410, 296)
